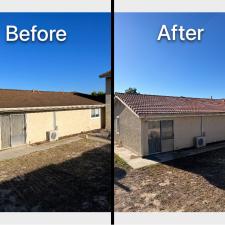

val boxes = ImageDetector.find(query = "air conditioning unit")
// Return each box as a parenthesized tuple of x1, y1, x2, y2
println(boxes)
(47, 130, 59, 142)
(195, 136, 206, 148)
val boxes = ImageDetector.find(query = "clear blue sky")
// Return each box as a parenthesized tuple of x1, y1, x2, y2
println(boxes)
(0, 13, 110, 94)
(115, 13, 225, 98)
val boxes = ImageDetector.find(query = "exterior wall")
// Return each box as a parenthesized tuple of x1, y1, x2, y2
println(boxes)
(0, 116, 2, 149)
(26, 109, 101, 144)
(174, 115, 225, 149)
(173, 117, 201, 150)
(141, 116, 202, 156)
(105, 77, 111, 130)
(55, 109, 101, 137)
(141, 119, 149, 156)
(203, 116, 225, 144)
(114, 99, 142, 156)
(105, 94, 111, 130)
(26, 112, 54, 144)
(101, 107, 105, 129)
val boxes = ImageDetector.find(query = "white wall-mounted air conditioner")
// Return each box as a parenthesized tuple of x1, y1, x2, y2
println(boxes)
(195, 136, 206, 148)
(47, 130, 59, 142)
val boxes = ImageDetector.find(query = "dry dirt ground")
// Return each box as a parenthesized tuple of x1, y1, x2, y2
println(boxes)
(115, 148, 225, 212)
(0, 138, 111, 212)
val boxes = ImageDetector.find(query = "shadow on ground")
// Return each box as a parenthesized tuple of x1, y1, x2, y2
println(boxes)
(163, 147, 225, 191)
(114, 167, 130, 192)
(0, 144, 111, 212)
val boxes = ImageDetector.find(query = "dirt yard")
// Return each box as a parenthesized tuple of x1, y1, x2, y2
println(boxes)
(115, 148, 225, 212)
(0, 138, 111, 212)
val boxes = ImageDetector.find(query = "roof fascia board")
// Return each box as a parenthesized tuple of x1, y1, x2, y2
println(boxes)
(0, 104, 104, 113)
(114, 96, 139, 118)
(140, 112, 225, 119)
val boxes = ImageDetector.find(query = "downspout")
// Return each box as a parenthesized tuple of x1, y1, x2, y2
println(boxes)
(201, 116, 204, 136)
(53, 111, 57, 130)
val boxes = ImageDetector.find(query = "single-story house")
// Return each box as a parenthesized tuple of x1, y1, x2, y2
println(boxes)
(115, 92, 225, 157)
(0, 89, 104, 150)
(99, 71, 111, 130)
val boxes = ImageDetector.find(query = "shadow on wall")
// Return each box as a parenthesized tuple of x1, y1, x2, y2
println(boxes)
(0, 144, 111, 212)
(163, 148, 225, 191)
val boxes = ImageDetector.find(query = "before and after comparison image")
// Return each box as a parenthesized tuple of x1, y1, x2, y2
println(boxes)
(1, 1, 225, 225)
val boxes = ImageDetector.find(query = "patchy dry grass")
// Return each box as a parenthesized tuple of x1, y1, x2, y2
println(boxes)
(0, 138, 111, 212)
(115, 148, 225, 212)
(114, 154, 131, 171)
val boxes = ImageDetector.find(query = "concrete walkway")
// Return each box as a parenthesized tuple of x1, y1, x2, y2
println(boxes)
(115, 146, 159, 169)
(115, 142, 225, 169)
(86, 135, 111, 144)
(0, 136, 82, 162)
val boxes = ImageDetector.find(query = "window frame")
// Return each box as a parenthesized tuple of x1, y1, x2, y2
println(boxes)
(91, 108, 100, 118)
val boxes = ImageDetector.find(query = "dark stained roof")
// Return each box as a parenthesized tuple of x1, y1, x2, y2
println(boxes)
(74, 92, 105, 103)
(115, 92, 225, 117)
(99, 70, 111, 78)
(0, 89, 104, 108)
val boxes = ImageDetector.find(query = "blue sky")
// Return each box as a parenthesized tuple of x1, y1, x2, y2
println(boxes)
(115, 13, 225, 98)
(0, 13, 110, 94)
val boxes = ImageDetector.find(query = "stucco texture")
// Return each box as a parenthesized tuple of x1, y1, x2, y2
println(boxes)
(114, 99, 142, 156)
(26, 112, 54, 144)
(26, 109, 101, 144)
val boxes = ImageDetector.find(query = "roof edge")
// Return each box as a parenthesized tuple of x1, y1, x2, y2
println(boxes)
(114, 95, 140, 118)
(99, 70, 111, 78)
(0, 104, 105, 113)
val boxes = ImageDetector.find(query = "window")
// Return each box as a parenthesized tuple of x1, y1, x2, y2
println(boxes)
(116, 116, 120, 134)
(91, 108, 100, 118)
(160, 120, 174, 140)
(148, 121, 160, 129)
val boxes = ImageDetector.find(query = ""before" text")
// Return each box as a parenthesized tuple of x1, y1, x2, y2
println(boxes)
(6, 25, 67, 42)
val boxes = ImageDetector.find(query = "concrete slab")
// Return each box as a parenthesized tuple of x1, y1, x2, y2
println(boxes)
(115, 141, 225, 169)
(0, 136, 82, 162)
(86, 135, 111, 144)
(115, 146, 158, 169)
(147, 142, 225, 163)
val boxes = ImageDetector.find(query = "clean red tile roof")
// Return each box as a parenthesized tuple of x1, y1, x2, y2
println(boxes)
(115, 93, 225, 117)
(0, 89, 104, 108)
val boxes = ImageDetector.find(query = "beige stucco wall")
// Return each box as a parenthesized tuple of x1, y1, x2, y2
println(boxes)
(173, 117, 202, 150)
(174, 115, 225, 149)
(26, 112, 54, 144)
(105, 94, 111, 130)
(114, 99, 142, 156)
(0, 116, 2, 149)
(142, 115, 225, 156)
(26, 109, 101, 144)
(141, 116, 202, 156)
(55, 109, 101, 137)
(203, 116, 225, 144)
(105, 77, 111, 130)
